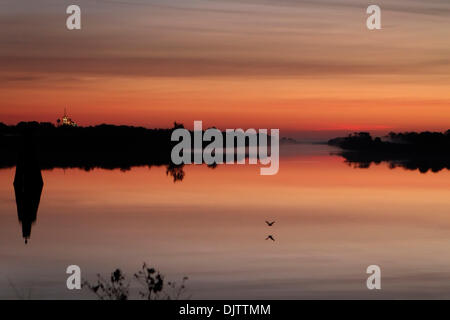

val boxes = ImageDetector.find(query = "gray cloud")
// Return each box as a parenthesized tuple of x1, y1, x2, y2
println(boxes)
(1, 55, 449, 80)
(0, 0, 449, 81)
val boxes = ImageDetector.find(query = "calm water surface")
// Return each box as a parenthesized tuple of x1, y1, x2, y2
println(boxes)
(2, 144, 450, 299)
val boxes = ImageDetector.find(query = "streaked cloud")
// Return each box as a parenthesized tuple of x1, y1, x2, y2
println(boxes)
(0, 0, 449, 131)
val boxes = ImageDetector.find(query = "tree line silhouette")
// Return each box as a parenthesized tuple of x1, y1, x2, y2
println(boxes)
(0, 121, 195, 183)
(0, 121, 270, 174)
(0, 121, 178, 170)
(328, 131, 450, 173)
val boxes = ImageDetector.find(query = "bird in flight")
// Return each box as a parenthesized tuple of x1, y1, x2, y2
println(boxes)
(265, 221, 275, 226)
(265, 235, 275, 241)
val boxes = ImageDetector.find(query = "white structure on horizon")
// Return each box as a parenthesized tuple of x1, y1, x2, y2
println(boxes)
(57, 108, 77, 127)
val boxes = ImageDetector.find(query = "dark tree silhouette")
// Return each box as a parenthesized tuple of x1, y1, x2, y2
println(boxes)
(329, 130, 450, 173)
(83, 269, 129, 300)
(83, 263, 189, 300)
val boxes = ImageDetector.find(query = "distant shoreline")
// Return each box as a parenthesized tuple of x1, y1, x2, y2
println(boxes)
(328, 131, 450, 173)
(0, 121, 178, 171)
(0, 121, 286, 172)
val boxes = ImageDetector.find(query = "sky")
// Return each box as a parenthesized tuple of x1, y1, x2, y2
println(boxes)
(0, 0, 449, 139)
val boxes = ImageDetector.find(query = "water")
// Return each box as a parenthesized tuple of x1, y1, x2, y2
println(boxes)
(1, 144, 450, 299)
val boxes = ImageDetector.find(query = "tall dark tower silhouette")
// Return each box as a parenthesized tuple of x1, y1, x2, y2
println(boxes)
(13, 137, 43, 244)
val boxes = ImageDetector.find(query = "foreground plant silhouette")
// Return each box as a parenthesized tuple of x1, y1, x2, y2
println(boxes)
(83, 263, 189, 300)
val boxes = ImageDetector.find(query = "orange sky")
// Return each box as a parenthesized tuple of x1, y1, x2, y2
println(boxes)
(1, 0, 449, 138)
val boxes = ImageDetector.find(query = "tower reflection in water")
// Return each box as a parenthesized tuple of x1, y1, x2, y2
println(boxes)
(13, 141, 43, 244)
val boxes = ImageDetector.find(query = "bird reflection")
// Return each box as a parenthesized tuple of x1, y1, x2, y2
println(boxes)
(265, 235, 275, 241)
(13, 139, 43, 244)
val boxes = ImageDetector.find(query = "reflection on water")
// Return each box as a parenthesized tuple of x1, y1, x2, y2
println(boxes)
(14, 155, 43, 244)
(2, 144, 450, 299)
(337, 150, 450, 174)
